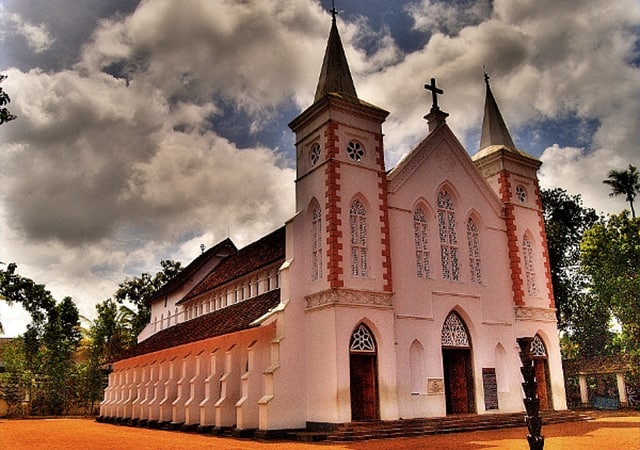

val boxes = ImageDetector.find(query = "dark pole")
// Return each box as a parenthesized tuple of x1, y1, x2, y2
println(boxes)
(517, 337, 544, 450)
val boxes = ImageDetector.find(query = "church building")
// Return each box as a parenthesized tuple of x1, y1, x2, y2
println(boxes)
(99, 12, 567, 434)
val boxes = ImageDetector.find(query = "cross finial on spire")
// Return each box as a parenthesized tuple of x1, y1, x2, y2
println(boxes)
(330, 0, 338, 23)
(483, 66, 491, 87)
(424, 77, 443, 111)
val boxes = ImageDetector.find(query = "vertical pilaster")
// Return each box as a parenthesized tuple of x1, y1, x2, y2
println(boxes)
(325, 121, 344, 289)
(498, 169, 525, 306)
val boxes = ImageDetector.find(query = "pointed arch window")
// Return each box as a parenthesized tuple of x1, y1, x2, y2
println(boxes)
(311, 203, 323, 281)
(414, 207, 430, 278)
(522, 235, 537, 296)
(531, 335, 547, 358)
(437, 189, 460, 280)
(350, 324, 376, 353)
(441, 312, 470, 348)
(467, 218, 481, 284)
(350, 199, 368, 277)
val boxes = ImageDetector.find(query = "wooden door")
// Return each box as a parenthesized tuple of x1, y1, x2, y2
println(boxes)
(350, 353, 379, 421)
(534, 359, 550, 410)
(443, 349, 473, 414)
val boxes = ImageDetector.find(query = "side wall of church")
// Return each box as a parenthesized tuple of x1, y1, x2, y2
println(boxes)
(100, 324, 277, 430)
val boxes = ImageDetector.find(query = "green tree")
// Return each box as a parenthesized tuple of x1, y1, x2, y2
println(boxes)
(114, 260, 181, 337)
(581, 212, 640, 375)
(541, 188, 600, 335)
(603, 164, 640, 218)
(0, 338, 32, 416)
(0, 264, 86, 415)
(0, 74, 16, 125)
(0, 263, 56, 326)
(40, 297, 81, 415)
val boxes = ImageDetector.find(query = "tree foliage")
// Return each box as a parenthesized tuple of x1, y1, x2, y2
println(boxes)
(113, 259, 182, 337)
(541, 188, 600, 333)
(603, 164, 640, 218)
(0, 260, 183, 416)
(0, 74, 17, 125)
(581, 211, 640, 372)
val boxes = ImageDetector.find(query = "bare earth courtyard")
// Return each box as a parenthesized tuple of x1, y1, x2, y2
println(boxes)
(1, 412, 638, 450)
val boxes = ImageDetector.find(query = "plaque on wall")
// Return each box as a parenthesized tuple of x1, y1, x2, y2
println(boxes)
(482, 368, 499, 410)
(427, 377, 445, 395)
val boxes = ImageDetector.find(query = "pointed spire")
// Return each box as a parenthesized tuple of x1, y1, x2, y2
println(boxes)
(479, 72, 516, 151)
(314, 8, 357, 102)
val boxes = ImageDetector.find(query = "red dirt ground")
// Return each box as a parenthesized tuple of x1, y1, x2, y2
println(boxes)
(1, 412, 638, 450)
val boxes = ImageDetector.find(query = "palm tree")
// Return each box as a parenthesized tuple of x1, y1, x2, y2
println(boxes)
(603, 164, 640, 218)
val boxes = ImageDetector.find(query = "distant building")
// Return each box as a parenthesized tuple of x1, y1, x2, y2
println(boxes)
(100, 13, 566, 433)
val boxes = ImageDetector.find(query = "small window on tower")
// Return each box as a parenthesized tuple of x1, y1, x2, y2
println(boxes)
(310, 143, 321, 166)
(347, 140, 365, 161)
(515, 185, 527, 203)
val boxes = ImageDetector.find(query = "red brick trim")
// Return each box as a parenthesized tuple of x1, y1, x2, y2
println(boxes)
(325, 122, 343, 288)
(378, 170, 393, 292)
(498, 170, 525, 306)
(533, 180, 555, 308)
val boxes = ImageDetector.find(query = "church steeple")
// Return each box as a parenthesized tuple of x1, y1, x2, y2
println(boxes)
(314, 10, 357, 102)
(479, 73, 516, 151)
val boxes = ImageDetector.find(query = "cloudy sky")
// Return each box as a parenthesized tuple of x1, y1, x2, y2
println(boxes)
(1, 0, 639, 336)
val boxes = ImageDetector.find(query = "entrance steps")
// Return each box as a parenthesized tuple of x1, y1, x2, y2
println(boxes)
(316, 410, 591, 442)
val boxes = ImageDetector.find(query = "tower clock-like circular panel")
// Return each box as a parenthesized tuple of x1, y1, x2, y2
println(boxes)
(309, 142, 321, 166)
(347, 140, 365, 161)
(515, 185, 527, 203)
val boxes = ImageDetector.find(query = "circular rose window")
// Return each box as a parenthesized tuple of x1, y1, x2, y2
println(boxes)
(347, 141, 364, 161)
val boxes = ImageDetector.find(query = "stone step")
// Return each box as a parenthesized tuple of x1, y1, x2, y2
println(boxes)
(325, 411, 592, 442)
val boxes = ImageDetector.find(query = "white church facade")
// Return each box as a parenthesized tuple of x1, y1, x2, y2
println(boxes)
(99, 13, 567, 434)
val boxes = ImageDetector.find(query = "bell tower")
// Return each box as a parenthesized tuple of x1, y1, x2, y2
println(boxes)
(289, 11, 391, 295)
(472, 73, 555, 310)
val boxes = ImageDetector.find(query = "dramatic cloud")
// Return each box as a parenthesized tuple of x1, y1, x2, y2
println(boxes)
(0, 0, 638, 335)
(0, 7, 55, 53)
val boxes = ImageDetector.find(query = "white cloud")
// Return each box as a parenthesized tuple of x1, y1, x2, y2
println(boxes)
(1, 7, 55, 53)
(1, 0, 639, 334)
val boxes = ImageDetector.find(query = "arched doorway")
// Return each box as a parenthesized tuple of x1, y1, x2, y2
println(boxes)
(531, 335, 553, 410)
(441, 312, 475, 414)
(349, 323, 379, 421)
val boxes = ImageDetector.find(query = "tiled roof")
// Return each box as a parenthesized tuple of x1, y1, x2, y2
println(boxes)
(182, 226, 286, 302)
(148, 238, 237, 304)
(116, 289, 281, 361)
(563, 355, 633, 375)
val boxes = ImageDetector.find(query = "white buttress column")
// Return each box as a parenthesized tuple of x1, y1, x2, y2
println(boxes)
(123, 366, 138, 419)
(199, 349, 220, 427)
(147, 359, 165, 422)
(172, 353, 193, 425)
(185, 350, 206, 426)
(215, 344, 239, 428)
(139, 361, 155, 421)
(236, 340, 261, 430)
(159, 356, 178, 423)
(132, 363, 148, 419)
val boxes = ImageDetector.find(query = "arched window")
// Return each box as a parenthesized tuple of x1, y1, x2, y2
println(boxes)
(437, 189, 459, 280)
(350, 199, 368, 277)
(441, 312, 470, 348)
(414, 207, 430, 278)
(311, 203, 323, 280)
(467, 218, 481, 283)
(531, 335, 547, 358)
(522, 235, 537, 296)
(350, 323, 376, 352)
